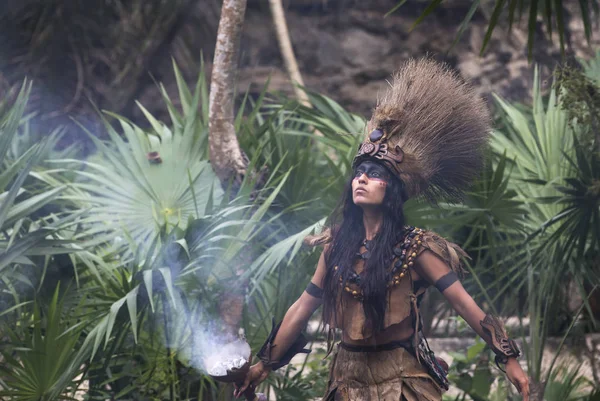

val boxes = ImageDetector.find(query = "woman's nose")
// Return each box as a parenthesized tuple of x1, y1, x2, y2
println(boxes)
(357, 173, 368, 184)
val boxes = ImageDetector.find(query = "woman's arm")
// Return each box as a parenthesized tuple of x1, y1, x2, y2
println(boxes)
(414, 250, 530, 401)
(259, 287, 323, 363)
(234, 249, 328, 397)
(415, 251, 489, 338)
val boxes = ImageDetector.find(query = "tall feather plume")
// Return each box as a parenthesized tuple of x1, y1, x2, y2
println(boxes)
(364, 58, 491, 203)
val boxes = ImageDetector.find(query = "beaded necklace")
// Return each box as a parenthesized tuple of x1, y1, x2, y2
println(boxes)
(335, 226, 424, 300)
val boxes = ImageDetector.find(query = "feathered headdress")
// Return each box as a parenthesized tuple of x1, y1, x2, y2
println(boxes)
(353, 58, 491, 202)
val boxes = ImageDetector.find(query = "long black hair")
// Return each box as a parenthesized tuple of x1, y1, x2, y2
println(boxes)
(322, 162, 407, 334)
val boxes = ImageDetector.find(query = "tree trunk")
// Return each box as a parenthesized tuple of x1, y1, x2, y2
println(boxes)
(208, 0, 248, 185)
(208, 1, 250, 359)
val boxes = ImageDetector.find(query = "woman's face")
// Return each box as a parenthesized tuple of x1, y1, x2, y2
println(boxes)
(352, 161, 389, 208)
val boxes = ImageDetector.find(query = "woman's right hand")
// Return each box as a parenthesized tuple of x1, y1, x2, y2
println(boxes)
(234, 361, 271, 398)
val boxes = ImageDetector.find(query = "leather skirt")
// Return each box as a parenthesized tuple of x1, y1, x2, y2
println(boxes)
(323, 342, 443, 401)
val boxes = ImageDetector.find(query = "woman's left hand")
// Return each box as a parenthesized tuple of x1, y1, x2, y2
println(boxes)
(505, 358, 529, 401)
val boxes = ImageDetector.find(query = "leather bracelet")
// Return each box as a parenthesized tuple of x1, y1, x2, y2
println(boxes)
(480, 314, 521, 371)
(256, 318, 311, 371)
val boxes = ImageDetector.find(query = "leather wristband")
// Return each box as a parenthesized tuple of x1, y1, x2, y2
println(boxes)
(480, 314, 521, 371)
(256, 317, 311, 371)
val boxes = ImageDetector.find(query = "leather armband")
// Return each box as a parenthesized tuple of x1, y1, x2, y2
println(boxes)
(305, 282, 323, 298)
(434, 271, 458, 293)
(480, 314, 521, 370)
(256, 318, 311, 371)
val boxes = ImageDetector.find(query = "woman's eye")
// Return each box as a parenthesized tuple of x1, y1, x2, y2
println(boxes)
(371, 172, 380, 177)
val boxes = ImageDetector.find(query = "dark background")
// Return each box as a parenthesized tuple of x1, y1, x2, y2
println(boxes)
(1, 0, 598, 150)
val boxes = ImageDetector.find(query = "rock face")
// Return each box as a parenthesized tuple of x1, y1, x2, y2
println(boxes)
(1, 0, 600, 139)
(238, 2, 595, 112)
(139, 0, 600, 122)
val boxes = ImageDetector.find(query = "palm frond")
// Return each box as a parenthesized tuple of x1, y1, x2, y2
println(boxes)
(389, 0, 600, 59)
(0, 285, 86, 401)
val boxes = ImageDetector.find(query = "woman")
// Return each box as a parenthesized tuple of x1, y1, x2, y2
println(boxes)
(235, 58, 530, 401)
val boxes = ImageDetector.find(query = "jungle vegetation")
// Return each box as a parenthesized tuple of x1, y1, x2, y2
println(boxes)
(1, 1, 600, 400)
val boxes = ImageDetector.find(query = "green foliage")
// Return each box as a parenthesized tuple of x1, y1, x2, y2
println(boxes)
(0, 285, 86, 401)
(545, 363, 596, 401)
(447, 339, 494, 401)
(0, 81, 82, 314)
(31, 62, 362, 400)
(581, 50, 600, 84)
(43, 63, 223, 259)
(457, 58, 600, 400)
(486, 66, 600, 305)
(390, 0, 600, 59)
(412, 54, 600, 400)
(3, 50, 600, 401)
(555, 64, 600, 144)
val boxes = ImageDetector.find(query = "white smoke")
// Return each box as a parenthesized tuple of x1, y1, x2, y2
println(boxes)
(204, 339, 250, 376)
(163, 303, 251, 377)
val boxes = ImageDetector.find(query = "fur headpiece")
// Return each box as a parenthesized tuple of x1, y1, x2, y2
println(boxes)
(353, 58, 491, 202)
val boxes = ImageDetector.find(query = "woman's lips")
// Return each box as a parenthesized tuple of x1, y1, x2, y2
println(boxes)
(355, 188, 367, 194)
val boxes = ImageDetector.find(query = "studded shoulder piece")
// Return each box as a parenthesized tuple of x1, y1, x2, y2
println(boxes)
(417, 229, 468, 277)
(335, 227, 468, 301)
(387, 226, 426, 286)
(387, 227, 468, 288)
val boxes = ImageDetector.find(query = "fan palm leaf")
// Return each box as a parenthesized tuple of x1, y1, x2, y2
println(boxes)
(492, 66, 600, 266)
(0, 285, 86, 401)
(1, 81, 78, 279)
(485, 63, 600, 387)
(45, 80, 223, 258)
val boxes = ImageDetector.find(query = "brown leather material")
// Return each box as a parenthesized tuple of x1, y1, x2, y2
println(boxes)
(330, 261, 413, 340)
(417, 230, 467, 277)
(328, 230, 466, 340)
(256, 318, 311, 370)
(480, 314, 521, 367)
(322, 346, 442, 401)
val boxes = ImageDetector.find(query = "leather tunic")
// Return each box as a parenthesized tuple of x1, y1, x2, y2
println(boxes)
(330, 228, 466, 340)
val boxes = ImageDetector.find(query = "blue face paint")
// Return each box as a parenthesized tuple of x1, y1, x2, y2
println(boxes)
(353, 161, 390, 182)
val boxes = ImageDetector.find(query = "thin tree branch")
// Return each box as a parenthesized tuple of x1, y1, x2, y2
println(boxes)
(268, 0, 310, 107)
